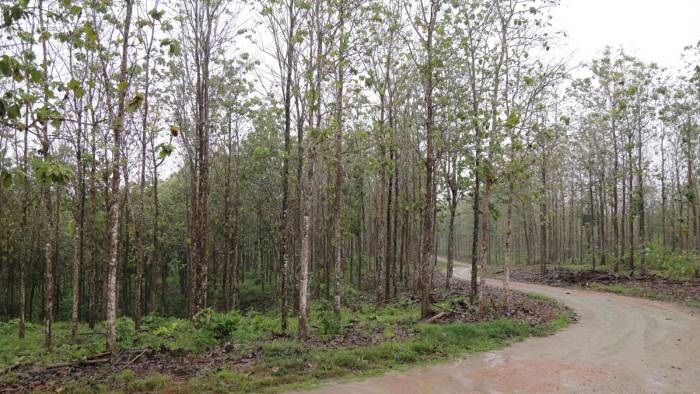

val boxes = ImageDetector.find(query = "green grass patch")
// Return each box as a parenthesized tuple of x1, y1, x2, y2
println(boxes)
(588, 283, 656, 298)
(191, 310, 572, 393)
(587, 282, 700, 309)
(2, 291, 571, 393)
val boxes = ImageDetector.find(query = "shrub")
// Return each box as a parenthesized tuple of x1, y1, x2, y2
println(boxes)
(316, 310, 342, 336)
(194, 308, 243, 340)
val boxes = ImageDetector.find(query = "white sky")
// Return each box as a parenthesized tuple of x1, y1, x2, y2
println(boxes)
(550, 0, 700, 72)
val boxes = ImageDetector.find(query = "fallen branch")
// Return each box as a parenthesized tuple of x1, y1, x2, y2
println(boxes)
(422, 311, 448, 324)
(0, 362, 21, 376)
(433, 304, 459, 314)
(87, 352, 111, 360)
(43, 355, 112, 371)
(44, 362, 73, 370)
(81, 358, 111, 366)
(121, 349, 147, 370)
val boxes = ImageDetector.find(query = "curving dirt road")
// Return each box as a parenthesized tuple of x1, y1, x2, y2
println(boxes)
(299, 262, 700, 393)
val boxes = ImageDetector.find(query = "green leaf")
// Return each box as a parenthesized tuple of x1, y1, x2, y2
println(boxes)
(29, 68, 43, 83)
(148, 7, 165, 21)
(2, 171, 11, 188)
(126, 93, 144, 113)
(7, 104, 20, 119)
(67, 79, 85, 98)
(157, 143, 174, 158)
(505, 111, 520, 129)
(168, 41, 181, 56)
(0, 56, 11, 77)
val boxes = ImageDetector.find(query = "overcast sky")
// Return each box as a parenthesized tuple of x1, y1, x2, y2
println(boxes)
(550, 0, 700, 71)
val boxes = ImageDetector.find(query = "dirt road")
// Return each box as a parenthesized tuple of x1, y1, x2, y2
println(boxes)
(299, 262, 700, 393)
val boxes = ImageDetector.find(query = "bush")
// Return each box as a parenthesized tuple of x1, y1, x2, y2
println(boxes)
(645, 244, 699, 279)
(316, 310, 342, 336)
(194, 308, 243, 340)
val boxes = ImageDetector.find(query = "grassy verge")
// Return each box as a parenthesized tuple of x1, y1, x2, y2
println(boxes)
(188, 311, 573, 393)
(587, 282, 700, 309)
(2, 292, 572, 393)
(486, 262, 700, 310)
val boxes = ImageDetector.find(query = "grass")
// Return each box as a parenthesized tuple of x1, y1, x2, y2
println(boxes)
(0, 315, 221, 369)
(189, 317, 571, 393)
(587, 283, 660, 299)
(189, 308, 573, 393)
(1, 293, 572, 393)
(586, 282, 700, 309)
(559, 244, 700, 281)
(0, 297, 419, 371)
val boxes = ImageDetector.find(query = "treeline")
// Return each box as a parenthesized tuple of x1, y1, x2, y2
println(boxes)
(437, 47, 700, 279)
(0, 0, 699, 353)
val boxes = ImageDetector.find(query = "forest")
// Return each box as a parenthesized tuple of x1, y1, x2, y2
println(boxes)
(1, 0, 699, 392)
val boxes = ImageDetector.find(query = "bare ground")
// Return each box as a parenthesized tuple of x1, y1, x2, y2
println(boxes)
(300, 260, 700, 393)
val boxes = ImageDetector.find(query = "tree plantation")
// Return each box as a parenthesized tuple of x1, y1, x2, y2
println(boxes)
(1, 0, 700, 392)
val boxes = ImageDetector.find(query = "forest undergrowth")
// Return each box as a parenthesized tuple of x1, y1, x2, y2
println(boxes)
(0, 278, 571, 393)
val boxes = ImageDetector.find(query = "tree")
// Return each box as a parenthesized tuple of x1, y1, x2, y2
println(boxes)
(106, 0, 135, 355)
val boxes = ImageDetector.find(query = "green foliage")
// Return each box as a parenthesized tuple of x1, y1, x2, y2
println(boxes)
(156, 143, 174, 158)
(505, 110, 521, 129)
(189, 308, 570, 393)
(126, 93, 144, 113)
(1, 1, 27, 28)
(194, 308, 243, 340)
(190, 370, 258, 393)
(644, 243, 699, 280)
(0, 289, 570, 393)
(126, 373, 171, 392)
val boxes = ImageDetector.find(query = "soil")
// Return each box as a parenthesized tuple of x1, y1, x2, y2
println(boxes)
(301, 260, 700, 394)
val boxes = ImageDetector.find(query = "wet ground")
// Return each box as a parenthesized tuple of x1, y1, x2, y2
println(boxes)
(301, 260, 700, 393)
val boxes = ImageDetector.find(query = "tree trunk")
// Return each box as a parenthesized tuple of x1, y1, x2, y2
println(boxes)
(638, 128, 646, 275)
(540, 159, 548, 276)
(223, 112, 233, 310)
(332, 7, 345, 315)
(300, 6, 322, 338)
(420, 0, 439, 319)
(627, 133, 635, 272)
(106, 0, 133, 355)
(504, 177, 513, 309)
(446, 179, 457, 289)
(88, 120, 98, 329)
(71, 108, 84, 340)
(611, 108, 620, 272)
(39, 0, 54, 349)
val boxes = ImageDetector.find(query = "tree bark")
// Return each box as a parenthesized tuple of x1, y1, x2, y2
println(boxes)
(279, 0, 296, 331)
(332, 6, 345, 315)
(106, 0, 133, 355)
(419, 0, 440, 319)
